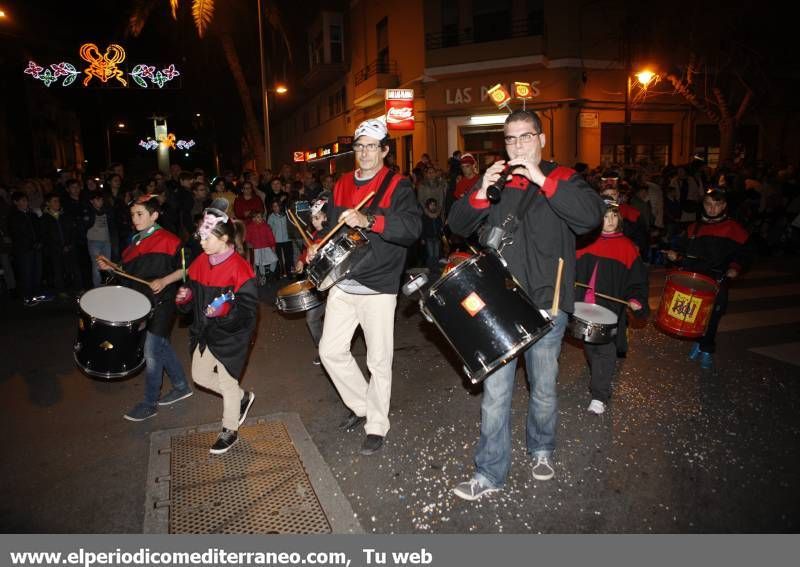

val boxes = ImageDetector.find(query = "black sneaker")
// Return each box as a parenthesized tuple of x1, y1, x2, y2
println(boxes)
(359, 434, 384, 456)
(339, 411, 366, 432)
(209, 428, 238, 455)
(238, 391, 255, 426)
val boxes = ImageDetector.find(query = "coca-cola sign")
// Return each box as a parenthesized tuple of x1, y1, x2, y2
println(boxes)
(385, 89, 414, 131)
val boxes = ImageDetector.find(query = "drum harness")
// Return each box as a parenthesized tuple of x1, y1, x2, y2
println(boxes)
(479, 180, 542, 256)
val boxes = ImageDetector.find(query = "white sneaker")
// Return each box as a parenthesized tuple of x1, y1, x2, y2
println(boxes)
(587, 399, 606, 415)
(452, 478, 500, 501)
(532, 454, 554, 481)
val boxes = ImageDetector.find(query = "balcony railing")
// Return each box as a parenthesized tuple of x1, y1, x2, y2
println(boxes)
(354, 59, 398, 86)
(425, 14, 544, 50)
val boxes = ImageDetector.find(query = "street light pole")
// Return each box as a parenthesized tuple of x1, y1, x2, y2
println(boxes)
(257, 0, 271, 171)
(624, 74, 632, 166)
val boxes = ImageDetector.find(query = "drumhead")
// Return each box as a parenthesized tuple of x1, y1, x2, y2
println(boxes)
(573, 301, 618, 324)
(79, 286, 152, 322)
(669, 273, 717, 293)
(277, 280, 314, 296)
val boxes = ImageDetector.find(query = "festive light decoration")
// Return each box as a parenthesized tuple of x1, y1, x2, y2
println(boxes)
(487, 83, 512, 110)
(23, 45, 181, 89)
(79, 43, 128, 87)
(139, 136, 195, 151)
(139, 139, 159, 150)
(130, 63, 181, 88)
(25, 61, 80, 87)
(514, 82, 534, 100)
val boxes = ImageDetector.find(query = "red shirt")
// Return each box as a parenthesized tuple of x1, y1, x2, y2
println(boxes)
(233, 195, 265, 222)
(245, 221, 275, 249)
(454, 174, 479, 200)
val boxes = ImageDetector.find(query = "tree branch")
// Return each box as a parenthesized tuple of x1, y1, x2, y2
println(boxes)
(665, 73, 720, 123)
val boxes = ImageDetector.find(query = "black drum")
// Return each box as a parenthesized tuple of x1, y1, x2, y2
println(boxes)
(73, 286, 152, 379)
(420, 251, 553, 384)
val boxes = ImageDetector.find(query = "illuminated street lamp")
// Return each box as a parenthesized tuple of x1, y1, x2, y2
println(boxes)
(624, 68, 659, 165)
(275, 85, 288, 95)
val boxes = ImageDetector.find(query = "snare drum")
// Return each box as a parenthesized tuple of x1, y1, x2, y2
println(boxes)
(74, 286, 152, 379)
(568, 302, 619, 344)
(656, 270, 719, 338)
(307, 229, 371, 291)
(420, 251, 553, 384)
(275, 279, 323, 313)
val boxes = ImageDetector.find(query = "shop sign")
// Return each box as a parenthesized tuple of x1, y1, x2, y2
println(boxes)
(293, 151, 305, 163)
(579, 112, 599, 128)
(385, 89, 415, 131)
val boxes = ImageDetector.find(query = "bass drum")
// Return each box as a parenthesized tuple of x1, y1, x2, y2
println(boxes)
(420, 251, 553, 384)
(74, 286, 152, 379)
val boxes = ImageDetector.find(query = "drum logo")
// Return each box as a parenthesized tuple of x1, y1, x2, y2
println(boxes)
(461, 292, 486, 317)
(668, 291, 702, 323)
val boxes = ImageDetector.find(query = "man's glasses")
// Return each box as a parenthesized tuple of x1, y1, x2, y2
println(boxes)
(504, 132, 540, 146)
(353, 143, 381, 153)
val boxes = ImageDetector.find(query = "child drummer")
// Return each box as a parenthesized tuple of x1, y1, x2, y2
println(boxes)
(575, 199, 649, 414)
(666, 187, 754, 369)
(96, 195, 192, 421)
(294, 196, 330, 366)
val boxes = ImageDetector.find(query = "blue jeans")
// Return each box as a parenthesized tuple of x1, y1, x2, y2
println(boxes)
(474, 310, 568, 488)
(143, 332, 189, 406)
(87, 240, 112, 288)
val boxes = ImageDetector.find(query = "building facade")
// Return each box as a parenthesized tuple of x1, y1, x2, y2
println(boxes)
(273, 0, 781, 176)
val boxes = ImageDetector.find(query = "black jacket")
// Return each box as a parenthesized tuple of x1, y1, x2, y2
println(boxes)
(448, 161, 605, 313)
(575, 232, 649, 352)
(326, 167, 422, 293)
(119, 227, 183, 337)
(178, 252, 258, 379)
(8, 209, 40, 254)
(674, 217, 754, 278)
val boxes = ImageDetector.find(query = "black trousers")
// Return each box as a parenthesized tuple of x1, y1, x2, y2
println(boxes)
(585, 341, 617, 403)
(275, 241, 294, 276)
(305, 301, 325, 347)
(698, 283, 729, 354)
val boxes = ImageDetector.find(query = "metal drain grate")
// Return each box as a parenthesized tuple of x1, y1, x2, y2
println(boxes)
(168, 422, 332, 534)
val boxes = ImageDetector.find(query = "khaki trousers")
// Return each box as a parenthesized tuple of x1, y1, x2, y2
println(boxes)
(192, 346, 243, 431)
(319, 286, 397, 436)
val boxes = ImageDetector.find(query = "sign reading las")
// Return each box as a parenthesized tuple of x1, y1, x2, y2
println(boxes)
(446, 81, 542, 105)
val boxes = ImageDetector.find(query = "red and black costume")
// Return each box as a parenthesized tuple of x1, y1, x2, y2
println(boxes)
(576, 231, 649, 402)
(179, 252, 258, 379)
(326, 166, 422, 292)
(120, 226, 182, 337)
(672, 214, 753, 353)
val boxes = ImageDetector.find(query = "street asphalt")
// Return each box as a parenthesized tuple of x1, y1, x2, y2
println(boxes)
(1, 257, 798, 533)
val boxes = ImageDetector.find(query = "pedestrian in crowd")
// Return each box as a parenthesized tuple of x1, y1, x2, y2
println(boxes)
(86, 190, 116, 288)
(245, 211, 278, 285)
(420, 198, 444, 273)
(234, 181, 266, 224)
(268, 199, 293, 279)
(9, 191, 49, 306)
(40, 193, 81, 297)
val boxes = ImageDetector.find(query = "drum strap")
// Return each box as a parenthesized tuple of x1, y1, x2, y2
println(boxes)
(482, 182, 542, 251)
(364, 170, 396, 215)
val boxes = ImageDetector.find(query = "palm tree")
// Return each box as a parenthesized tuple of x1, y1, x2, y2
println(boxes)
(128, 0, 291, 171)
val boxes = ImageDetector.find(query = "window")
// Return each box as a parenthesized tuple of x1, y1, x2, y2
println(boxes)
(441, 0, 459, 47)
(600, 123, 673, 168)
(309, 31, 323, 68)
(527, 0, 544, 35)
(473, 0, 511, 43)
(330, 24, 343, 63)
(376, 17, 389, 72)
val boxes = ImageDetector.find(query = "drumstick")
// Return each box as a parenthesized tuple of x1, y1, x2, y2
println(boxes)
(551, 257, 564, 316)
(287, 208, 313, 248)
(315, 191, 376, 249)
(109, 268, 152, 287)
(574, 282, 631, 306)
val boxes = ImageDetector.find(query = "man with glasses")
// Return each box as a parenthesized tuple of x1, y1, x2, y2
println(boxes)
(312, 119, 422, 456)
(448, 109, 605, 500)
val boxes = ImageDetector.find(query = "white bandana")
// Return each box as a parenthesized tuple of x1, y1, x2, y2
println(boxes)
(354, 119, 387, 141)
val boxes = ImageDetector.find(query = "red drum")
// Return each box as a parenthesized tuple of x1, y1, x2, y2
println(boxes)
(656, 271, 719, 338)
